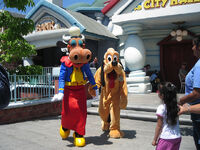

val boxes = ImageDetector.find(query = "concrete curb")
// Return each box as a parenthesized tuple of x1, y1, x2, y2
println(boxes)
(88, 101, 192, 126)
(92, 102, 156, 112)
(87, 109, 192, 125)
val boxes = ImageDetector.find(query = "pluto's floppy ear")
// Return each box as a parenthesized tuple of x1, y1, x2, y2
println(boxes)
(119, 69, 128, 109)
(100, 61, 105, 87)
(119, 59, 124, 70)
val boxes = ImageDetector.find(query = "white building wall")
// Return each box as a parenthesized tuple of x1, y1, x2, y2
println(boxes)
(143, 38, 160, 71)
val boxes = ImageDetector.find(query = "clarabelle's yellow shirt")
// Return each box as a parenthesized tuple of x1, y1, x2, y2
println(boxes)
(65, 67, 87, 86)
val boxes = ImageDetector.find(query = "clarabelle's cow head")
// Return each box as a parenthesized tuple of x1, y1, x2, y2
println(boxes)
(57, 26, 92, 64)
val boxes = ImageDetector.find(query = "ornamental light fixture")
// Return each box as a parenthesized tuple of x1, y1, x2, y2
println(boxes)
(170, 21, 188, 42)
(170, 28, 188, 42)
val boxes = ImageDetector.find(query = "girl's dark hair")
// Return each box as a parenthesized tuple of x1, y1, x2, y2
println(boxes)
(158, 82, 178, 125)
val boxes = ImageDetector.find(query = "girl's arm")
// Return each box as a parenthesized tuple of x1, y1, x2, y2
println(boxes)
(179, 103, 200, 115)
(152, 116, 163, 146)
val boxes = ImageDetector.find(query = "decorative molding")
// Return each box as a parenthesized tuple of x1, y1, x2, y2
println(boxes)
(30, 7, 71, 29)
(121, 23, 143, 35)
(26, 0, 85, 32)
(36, 15, 61, 32)
(24, 28, 69, 49)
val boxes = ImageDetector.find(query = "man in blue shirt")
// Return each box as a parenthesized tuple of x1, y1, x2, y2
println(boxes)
(179, 36, 200, 150)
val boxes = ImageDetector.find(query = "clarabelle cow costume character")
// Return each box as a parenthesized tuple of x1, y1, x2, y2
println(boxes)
(52, 26, 97, 147)
(94, 48, 128, 138)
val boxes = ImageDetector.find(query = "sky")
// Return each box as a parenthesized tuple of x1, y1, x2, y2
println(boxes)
(0, 0, 95, 15)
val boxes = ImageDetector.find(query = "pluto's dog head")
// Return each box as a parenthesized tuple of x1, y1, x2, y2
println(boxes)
(101, 48, 123, 88)
(104, 48, 119, 68)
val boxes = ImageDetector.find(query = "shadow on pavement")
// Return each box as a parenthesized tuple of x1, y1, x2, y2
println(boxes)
(64, 130, 137, 147)
(63, 131, 112, 147)
(64, 137, 74, 147)
(180, 127, 193, 136)
(33, 115, 61, 121)
(86, 130, 137, 146)
(122, 130, 137, 139)
(86, 131, 112, 145)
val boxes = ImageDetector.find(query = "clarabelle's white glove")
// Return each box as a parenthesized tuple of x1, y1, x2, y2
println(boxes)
(51, 93, 64, 101)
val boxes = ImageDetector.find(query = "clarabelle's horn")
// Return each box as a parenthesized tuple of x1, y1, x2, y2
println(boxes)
(62, 34, 71, 42)
(61, 48, 68, 52)
(80, 34, 85, 41)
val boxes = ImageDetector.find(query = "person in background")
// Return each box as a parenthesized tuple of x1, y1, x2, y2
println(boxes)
(179, 62, 187, 82)
(179, 36, 200, 150)
(89, 57, 99, 70)
(0, 64, 10, 109)
(143, 64, 151, 76)
(150, 70, 160, 92)
(152, 82, 181, 150)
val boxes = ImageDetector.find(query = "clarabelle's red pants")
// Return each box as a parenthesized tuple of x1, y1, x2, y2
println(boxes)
(61, 85, 87, 135)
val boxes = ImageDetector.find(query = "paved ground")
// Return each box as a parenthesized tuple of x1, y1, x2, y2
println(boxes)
(0, 114, 195, 150)
(0, 93, 196, 150)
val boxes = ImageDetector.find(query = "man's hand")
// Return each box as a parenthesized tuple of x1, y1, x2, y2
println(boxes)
(178, 104, 190, 115)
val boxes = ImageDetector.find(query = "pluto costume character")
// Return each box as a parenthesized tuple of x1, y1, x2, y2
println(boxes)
(52, 26, 97, 147)
(94, 48, 128, 138)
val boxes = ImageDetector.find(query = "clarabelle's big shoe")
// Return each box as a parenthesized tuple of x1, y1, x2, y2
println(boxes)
(60, 126, 70, 139)
(73, 132, 85, 147)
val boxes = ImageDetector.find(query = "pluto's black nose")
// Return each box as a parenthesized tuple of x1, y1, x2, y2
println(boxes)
(112, 60, 117, 66)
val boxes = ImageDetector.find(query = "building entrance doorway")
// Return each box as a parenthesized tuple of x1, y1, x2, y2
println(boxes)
(159, 39, 197, 90)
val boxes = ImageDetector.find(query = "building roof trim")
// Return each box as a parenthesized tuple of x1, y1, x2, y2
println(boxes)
(74, 7, 103, 12)
(26, 0, 85, 32)
(101, 0, 120, 15)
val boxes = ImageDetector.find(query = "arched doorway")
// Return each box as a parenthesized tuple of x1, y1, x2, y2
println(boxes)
(158, 35, 197, 90)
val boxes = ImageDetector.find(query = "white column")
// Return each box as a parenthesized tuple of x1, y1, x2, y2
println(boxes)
(124, 34, 145, 71)
(122, 23, 152, 94)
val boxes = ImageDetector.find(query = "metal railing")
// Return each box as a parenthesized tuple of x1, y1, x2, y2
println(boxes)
(42, 67, 53, 76)
(8, 67, 96, 102)
(9, 74, 58, 102)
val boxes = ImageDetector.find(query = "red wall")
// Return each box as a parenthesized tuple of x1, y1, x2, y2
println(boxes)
(0, 101, 62, 124)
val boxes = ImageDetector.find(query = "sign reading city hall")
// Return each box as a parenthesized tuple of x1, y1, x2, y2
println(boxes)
(134, 0, 200, 10)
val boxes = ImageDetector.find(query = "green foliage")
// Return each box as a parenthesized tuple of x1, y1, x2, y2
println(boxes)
(3, 0, 35, 12)
(0, 0, 36, 65)
(8, 65, 43, 75)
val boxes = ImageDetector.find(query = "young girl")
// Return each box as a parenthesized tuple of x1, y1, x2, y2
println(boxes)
(152, 82, 181, 150)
